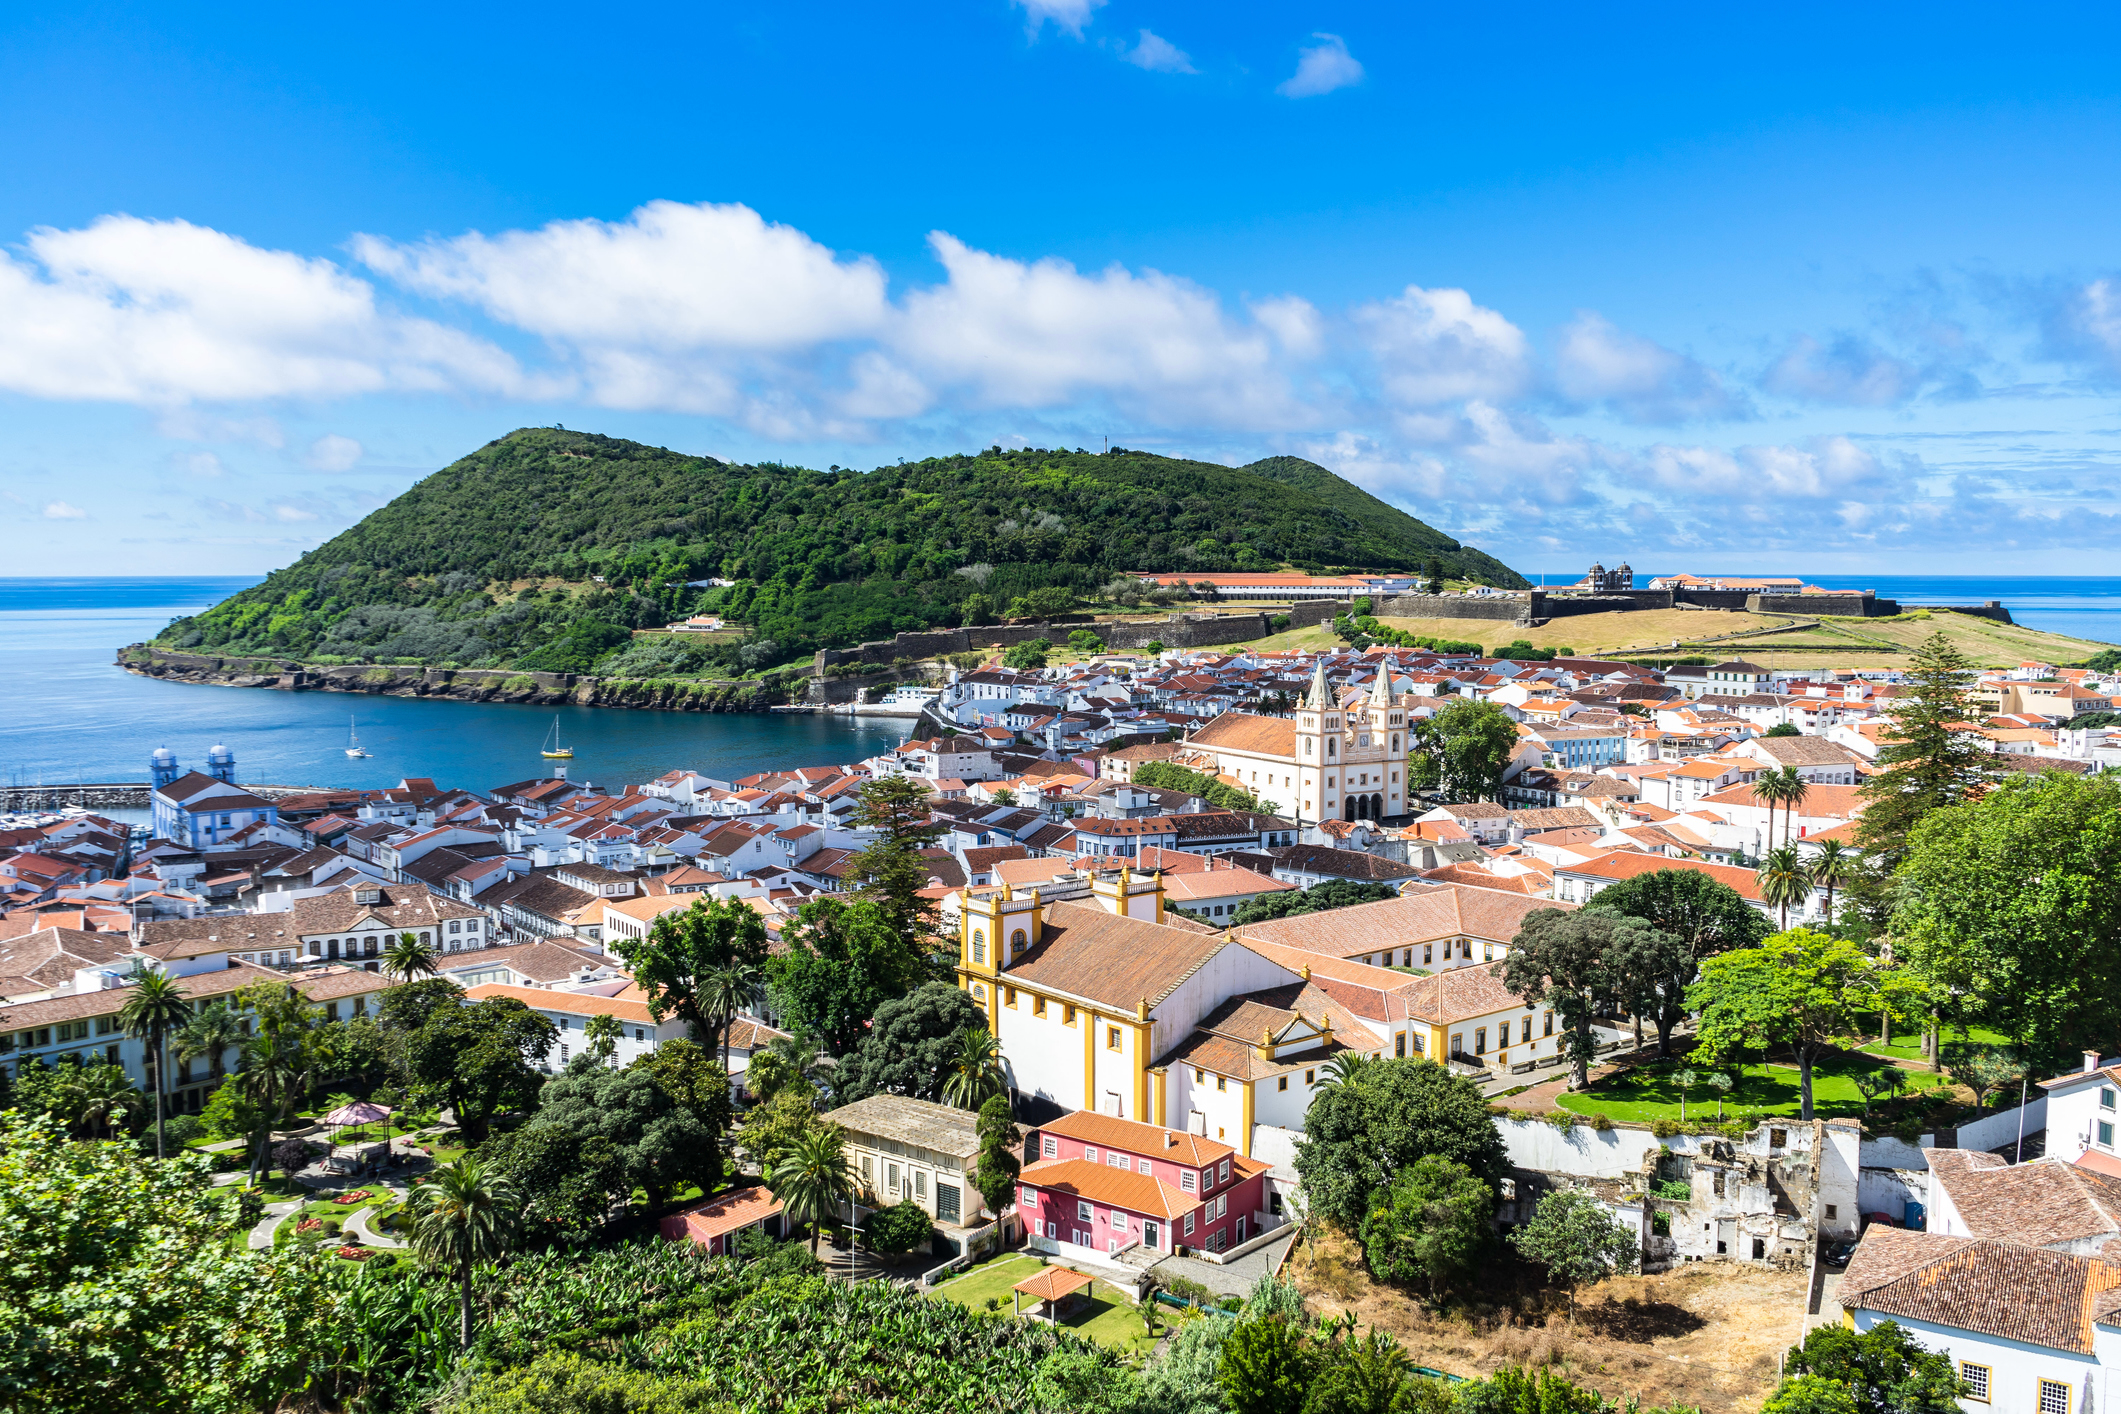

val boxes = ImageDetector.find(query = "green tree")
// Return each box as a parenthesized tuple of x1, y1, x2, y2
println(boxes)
(1508, 1189, 1639, 1323)
(383, 929, 442, 984)
(1810, 839, 1853, 924)
(1858, 632, 1996, 857)
(834, 982, 987, 1103)
(1764, 722, 1803, 738)
(400, 993, 557, 1144)
(844, 775, 948, 948)
(412, 1156, 519, 1350)
(972, 1093, 1022, 1218)
(861, 1199, 935, 1254)
(0, 1112, 340, 1413)
(1357, 1154, 1494, 1297)
(118, 968, 191, 1159)
(1757, 844, 1814, 929)
(1455, 1366, 1609, 1414)
(583, 1011, 622, 1066)
(1294, 1057, 1508, 1236)
(1228, 879, 1399, 927)
(173, 1002, 244, 1086)
(1781, 1320, 1965, 1414)
(495, 1057, 729, 1215)
(62, 1061, 144, 1140)
(1220, 1316, 1313, 1414)
(941, 1026, 1006, 1110)
(233, 984, 318, 1184)
(769, 1124, 858, 1255)
(700, 961, 763, 1067)
(741, 1033, 825, 1104)
(1408, 699, 1519, 803)
(612, 895, 770, 1044)
(481, 1123, 626, 1235)
(1689, 928, 1921, 1119)
(1303, 1330, 1432, 1414)
(1765, 1375, 1862, 1414)
(737, 1084, 823, 1173)
(961, 592, 995, 626)
(1496, 909, 1675, 1089)
(1894, 772, 2121, 1067)
(1943, 1043, 2026, 1112)
(1585, 867, 1769, 1055)
(1003, 637, 1052, 669)
(1134, 759, 1271, 814)
(768, 896, 927, 1055)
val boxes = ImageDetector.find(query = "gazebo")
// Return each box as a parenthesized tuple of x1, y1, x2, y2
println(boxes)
(1012, 1265, 1094, 1320)
(320, 1101, 394, 1170)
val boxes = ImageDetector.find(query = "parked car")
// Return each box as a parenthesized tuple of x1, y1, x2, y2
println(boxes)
(1822, 1239, 1857, 1270)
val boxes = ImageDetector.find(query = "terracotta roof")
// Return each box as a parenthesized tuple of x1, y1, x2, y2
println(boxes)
(1261, 845, 1424, 882)
(1398, 963, 1535, 1025)
(1040, 1110, 1236, 1167)
(1841, 1226, 2121, 1354)
(1000, 901, 1239, 1013)
(1926, 1151, 2121, 1251)
(659, 1185, 783, 1245)
(1238, 885, 1572, 958)
(1186, 711, 1298, 759)
(0, 926, 131, 997)
(1013, 1266, 1096, 1302)
(286, 883, 484, 934)
(1558, 852, 1764, 901)
(1019, 1157, 1201, 1220)
(1160, 866, 1292, 903)
(462, 983, 662, 1025)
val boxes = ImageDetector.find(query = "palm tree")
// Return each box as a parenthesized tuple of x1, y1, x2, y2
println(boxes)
(1778, 767, 1812, 847)
(68, 1062, 142, 1140)
(1706, 1071, 1732, 1118)
(583, 1012, 622, 1065)
(175, 1003, 244, 1085)
(1674, 1068, 1697, 1123)
(1809, 839, 1850, 925)
(237, 1020, 313, 1185)
(411, 1157, 519, 1350)
(941, 1026, 1006, 1110)
(1749, 770, 1793, 855)
(383, 930, 441, 985)
(768, 1125, 856, 1256)
(119, 969, 192, 1159)
(1756, 845, 1812, 930)
(1318, 1051, 1378, 1088)
(701, 962, 763, 1068)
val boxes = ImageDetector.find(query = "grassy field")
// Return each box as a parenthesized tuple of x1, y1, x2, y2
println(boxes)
(929, 1253, 1161, 1356)
(1555, 1053, 1950, 1125)
(1857, 1021, 2012, 1064)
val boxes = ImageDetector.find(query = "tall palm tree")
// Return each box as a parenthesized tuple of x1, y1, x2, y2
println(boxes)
(768, 1125, 856, 1256)
(175, 1003, 244, 1085)
(68, 1062, 142, 1140)
(1749, 770, 1793, 855)
(1809, 839, 1851, 924)
(583, 1012, 622, 1065)
(701, 962, 763, 1068)
(1778, 767, 1812, 847)
(411, 1157, 519, 1350)
(383, 930, 441, 985)
(1757, 845, 1813, 930)
(940, 1026, 1005, 1110)
(237, 1021, 313, 1185)
(119, 970, 192, 1159)
(1319, 1051, 1379, 1088)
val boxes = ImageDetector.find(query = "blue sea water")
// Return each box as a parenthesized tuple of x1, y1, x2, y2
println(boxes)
(1525, 574, 2121, 649)
(0, 578, 910, 790)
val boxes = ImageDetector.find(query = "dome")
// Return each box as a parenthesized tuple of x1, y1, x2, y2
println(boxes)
(207, 743, 233, 760)
(150, 747, 175, 764)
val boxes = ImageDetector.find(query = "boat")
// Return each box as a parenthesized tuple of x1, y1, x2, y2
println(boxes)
(345, 717, 371, 759)
(541, 717, 574, 759)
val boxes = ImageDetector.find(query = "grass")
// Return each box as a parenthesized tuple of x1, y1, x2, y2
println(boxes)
(1556, 1052, 1950, 1125)
(1857, 1020, 2012, 1064)
(929, 1253, 1162, 1357)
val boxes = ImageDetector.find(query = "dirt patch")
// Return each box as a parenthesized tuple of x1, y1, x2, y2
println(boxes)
(1289, 1229, 1805, 1414)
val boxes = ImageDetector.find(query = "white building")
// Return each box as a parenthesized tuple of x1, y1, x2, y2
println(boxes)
(1184, 664, 1412, 826)
(461, 983, 680, 1069)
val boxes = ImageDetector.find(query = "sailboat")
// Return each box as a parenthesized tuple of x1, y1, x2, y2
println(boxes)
(541, 717, 574, 760)
(345, 716, 371, 759)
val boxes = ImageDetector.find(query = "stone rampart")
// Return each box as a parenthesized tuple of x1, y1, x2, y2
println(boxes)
(1373, 592, 1529, 622)
(812, 605, 1348, 671)
(1745, 593, 1902, 618)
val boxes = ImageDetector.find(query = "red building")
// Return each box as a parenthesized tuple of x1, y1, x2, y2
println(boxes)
(1019, 1111, 1270, 1258)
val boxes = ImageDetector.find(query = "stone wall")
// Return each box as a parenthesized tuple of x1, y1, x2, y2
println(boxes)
(1745, 593, 1903, 618)
(1372, 592, 1529, 622)
(811, 605, 1349, 671)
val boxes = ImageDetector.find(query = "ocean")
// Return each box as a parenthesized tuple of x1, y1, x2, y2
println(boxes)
(0, 578, 910, 791)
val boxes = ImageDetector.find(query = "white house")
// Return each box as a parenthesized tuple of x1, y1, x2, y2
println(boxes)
(461, 983, 680, 1069)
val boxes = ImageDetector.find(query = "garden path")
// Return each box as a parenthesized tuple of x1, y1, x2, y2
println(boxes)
(246, 1198, 303, 1251)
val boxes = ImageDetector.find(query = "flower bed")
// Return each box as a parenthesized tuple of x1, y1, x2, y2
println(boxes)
(296, 1217, 323, 1234)
(331, 1189, 373, 1205)
(336, 1244, 372, 1261)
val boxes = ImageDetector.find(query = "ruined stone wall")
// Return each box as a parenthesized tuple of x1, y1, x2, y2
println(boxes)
(1372, 592, 1530, 622)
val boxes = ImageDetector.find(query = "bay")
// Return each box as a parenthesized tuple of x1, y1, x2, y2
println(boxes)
(0, 578, 911, 791)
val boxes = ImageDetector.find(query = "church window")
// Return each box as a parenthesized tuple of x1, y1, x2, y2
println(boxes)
(1358, 734, 1370, 747)
(1326, 738, 1336, 758)
(1303, 738, 1313, 757)
(971, 931, 986, 964)
(1010, 929, 1027, 957)
(1391, 734, 1400, 751)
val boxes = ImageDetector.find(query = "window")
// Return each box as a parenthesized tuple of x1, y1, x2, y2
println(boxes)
(970, 931, 986, 964)
(1180, 1170, 1196, 1192)
(1184, 1212, 1195, 1235)
(1958, 1364, 1989, 1403)
(1085, 1147, 1098, 1163)
(635, 1028, 645, 1041)
(1277, 1076, 1288, 1091)
(914, 1171, 927, 1199)
(1033, 996, 1047, 1018)
(1544, 1012, 1554, 1036)
(1216, 1075, 1227, 1092)
(1107, 1026, 1122, 1051)
(2105, 1088, 2116, 1110)
(449, 920, 461, 934)
(1769, 1128, 1788, 1149)
(862, 1156, 873, 1181)
(1475, 1027, 1487, 1054)
(1825, 1205, 1838, 1219)
(1004, 987, 1016, 1007)
(2039, 1380, 2070, 1414)
(1451, 1032, 1463, 1054)
(1063, 1005, 1076, 1026)
(887, 1163, 901, 1191)
(2101, 1121, 2113, 1147)
(1078, 1201, 1093, 1223)
(1108, 1151, 1126, 1169)
(1042, 1136, 1058, 1159)
(1011, 928, 1027, 957)
(1424, 945, 1433, 965)
(1395, 1033, 1407, 1058)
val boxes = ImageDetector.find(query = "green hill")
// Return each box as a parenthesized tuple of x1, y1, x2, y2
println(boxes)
(156, 429, 1524, 674)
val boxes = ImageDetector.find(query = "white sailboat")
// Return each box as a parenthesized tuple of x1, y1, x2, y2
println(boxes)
(345, 716, 371, 759)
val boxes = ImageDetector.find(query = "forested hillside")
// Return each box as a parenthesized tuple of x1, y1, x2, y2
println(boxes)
(155, 428, 1522, 673)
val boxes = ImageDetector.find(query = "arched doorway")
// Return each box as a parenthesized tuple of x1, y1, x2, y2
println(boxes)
(1370, 793, 1384, 819)
(1343, 797, 1358, 822)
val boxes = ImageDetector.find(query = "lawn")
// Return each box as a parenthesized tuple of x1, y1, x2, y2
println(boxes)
(1557, 1053, 1949, 1125)
(1857, 1020, 2012, 1065)
(929, 1254, 1161, 1357)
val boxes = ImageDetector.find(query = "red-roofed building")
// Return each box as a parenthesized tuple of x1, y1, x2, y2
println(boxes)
(1022, 1110, 1272, 1258)
(657, 1185, 785, 1254)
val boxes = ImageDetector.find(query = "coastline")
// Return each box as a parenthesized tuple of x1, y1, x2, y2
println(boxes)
(116, 644, 798, 715)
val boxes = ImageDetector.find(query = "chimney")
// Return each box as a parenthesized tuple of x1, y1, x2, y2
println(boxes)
(2088, 1050, 2103, 1074)
(1164, 1131, 1178, 1149)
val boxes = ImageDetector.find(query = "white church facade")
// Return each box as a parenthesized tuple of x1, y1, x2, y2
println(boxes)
(1183, 663, 1413, 826)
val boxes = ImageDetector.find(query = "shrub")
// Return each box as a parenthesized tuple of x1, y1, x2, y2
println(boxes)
(1142, 640, 1165, 654)
(1651, 1118, 1684, 1139)
(861, 1200, 935, 1256)
(1589, 1113, 1615, 1132)
(1544, 1110, 1579, 1132)
(1270, 615, 1291, 631)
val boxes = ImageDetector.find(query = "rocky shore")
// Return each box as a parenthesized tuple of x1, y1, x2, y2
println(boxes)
(116, 645, 797, 714)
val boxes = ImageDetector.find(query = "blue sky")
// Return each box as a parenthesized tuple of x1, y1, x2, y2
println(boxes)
(5, 1, 2121, 576)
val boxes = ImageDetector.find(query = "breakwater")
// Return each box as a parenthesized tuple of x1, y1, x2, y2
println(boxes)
(1, 781, 322, 812)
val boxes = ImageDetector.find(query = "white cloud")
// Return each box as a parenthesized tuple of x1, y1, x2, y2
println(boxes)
(1013, 0, 1105, 36)
(43, 500, 87, 519)
(1640, 435, 1886, 501)
(356, 201, 887, 355)
(1353, 285, 1529, 406)
(1555, 312, 1746, 423)
(273, 503, 319, 522)
(183, 451, 225, 477)
(1761, 334, 1918, 406)
(1121, 29, 1195, 72)
(0, 215, 530, 404)
(890, 233, 1311, 428)
(1277, 33, 1363, 98)
(305, 434, 364, 472)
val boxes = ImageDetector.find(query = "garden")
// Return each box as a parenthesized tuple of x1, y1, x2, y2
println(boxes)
(929, 1252, 1165, 1357)
(1552, 1047, 1984, 1137)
